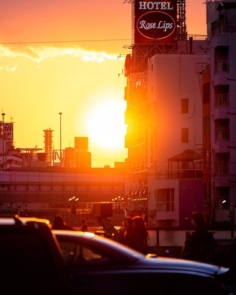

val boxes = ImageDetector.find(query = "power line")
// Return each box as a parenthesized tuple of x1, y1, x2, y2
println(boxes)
(0, 38, 131, 45)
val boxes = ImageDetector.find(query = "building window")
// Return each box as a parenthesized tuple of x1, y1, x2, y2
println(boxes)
(214, 60, 229, 73)
(215, 187, 229, 210)
(215, 85, 229, 107)
(214, 153, 229, 175)
(155, 189, 174, 212)
(214, 46, 229, 74)
(181, 98, 189, 113)
(181, 128, 189, 143)
(215, 127, 230, 141)
(215, 119, 229, 141)
(215, 161, 229, 175)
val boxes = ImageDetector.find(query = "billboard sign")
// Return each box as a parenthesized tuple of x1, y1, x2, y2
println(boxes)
(53, 149, 64, 162)
(134, 1, 177, 44)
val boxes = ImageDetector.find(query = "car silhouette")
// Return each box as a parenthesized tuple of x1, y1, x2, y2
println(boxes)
(54, 230, 231, 295)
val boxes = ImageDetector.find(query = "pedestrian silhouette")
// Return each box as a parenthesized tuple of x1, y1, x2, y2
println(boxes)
(52, 215, 74, 230)
(130, 216, 149, 254)
(118, 217, 133, 247)
(181, 211, 217, 263)
(80, 218, 88, 232)
(97, 217, 118, 240)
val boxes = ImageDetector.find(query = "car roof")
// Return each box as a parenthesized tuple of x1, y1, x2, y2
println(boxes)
(0, 215, 51, 227)
(53, 229, 145, 262)
(0, 215, 69, 281)
(53, 230, 229, 277)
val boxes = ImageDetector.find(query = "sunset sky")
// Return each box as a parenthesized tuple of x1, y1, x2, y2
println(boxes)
(0, 0, 206, 167)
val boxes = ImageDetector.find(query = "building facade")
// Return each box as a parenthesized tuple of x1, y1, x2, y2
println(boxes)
(124, 0, 236, 228)
(203, 0, 236, 227)
(125, 39, 209, 227)
(0, 167, 126, 212)
(0, 126, 126, 212)
(124, 0, 208, 227)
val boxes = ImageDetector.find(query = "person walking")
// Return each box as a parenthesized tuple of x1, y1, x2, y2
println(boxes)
(118, 217, 133, 247)
(181, 211, 217, 263)
(80, 218, 88, 232)
(52, 215, 74, 230)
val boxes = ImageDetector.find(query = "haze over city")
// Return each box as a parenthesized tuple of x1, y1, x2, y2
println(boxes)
(0, 0, 206, 167)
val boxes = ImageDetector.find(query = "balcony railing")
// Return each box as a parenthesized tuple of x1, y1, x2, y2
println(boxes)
(155, 169, 203, 180)
(211, 19, 236, 36)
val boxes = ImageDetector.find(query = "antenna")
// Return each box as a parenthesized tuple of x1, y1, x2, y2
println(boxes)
(118, 69, 124, 78)
(117, 54, 126, 60)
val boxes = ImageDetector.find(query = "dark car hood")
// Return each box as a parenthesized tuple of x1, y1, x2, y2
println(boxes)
(136, 256, 229, 276)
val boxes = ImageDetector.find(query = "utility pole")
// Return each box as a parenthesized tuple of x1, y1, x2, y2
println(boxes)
(1, 112, 5, 171)
(59, 112, 62, 167)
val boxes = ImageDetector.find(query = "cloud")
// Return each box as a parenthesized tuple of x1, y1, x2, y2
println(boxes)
(0, 64, 17, 72)
(0, 44, 124, 64)
(6, 65, 17, 72)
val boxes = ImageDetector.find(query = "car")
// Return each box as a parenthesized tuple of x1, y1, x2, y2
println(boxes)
(54, 229, 232, 295)
(0, 216, 71, 295)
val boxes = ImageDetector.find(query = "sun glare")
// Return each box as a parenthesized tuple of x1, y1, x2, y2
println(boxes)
(85, 99, 126, 149)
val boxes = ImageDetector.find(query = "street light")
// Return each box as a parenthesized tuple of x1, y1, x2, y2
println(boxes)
(69, 196, 79, 202)
(69, 196, 79, 214)
(1, 112, 5, 171)
(59, 112, 62, 167)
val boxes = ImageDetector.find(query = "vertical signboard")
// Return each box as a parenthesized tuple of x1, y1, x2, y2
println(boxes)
(0, 122, 13, 148)
(134, 0, 177, 44)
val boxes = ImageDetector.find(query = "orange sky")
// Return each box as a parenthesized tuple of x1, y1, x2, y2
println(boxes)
(0, 0, 206, 167)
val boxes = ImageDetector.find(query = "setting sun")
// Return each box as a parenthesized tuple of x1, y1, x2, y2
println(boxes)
(85, 98, 126, 149)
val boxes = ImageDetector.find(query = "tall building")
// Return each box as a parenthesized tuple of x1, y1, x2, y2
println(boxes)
(124, 0, 209, 227)
(124, 0, 236, 228)
(203, 0, 236, 228)
(43, 129, 53, 166)
(74, 137, 91, 168)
